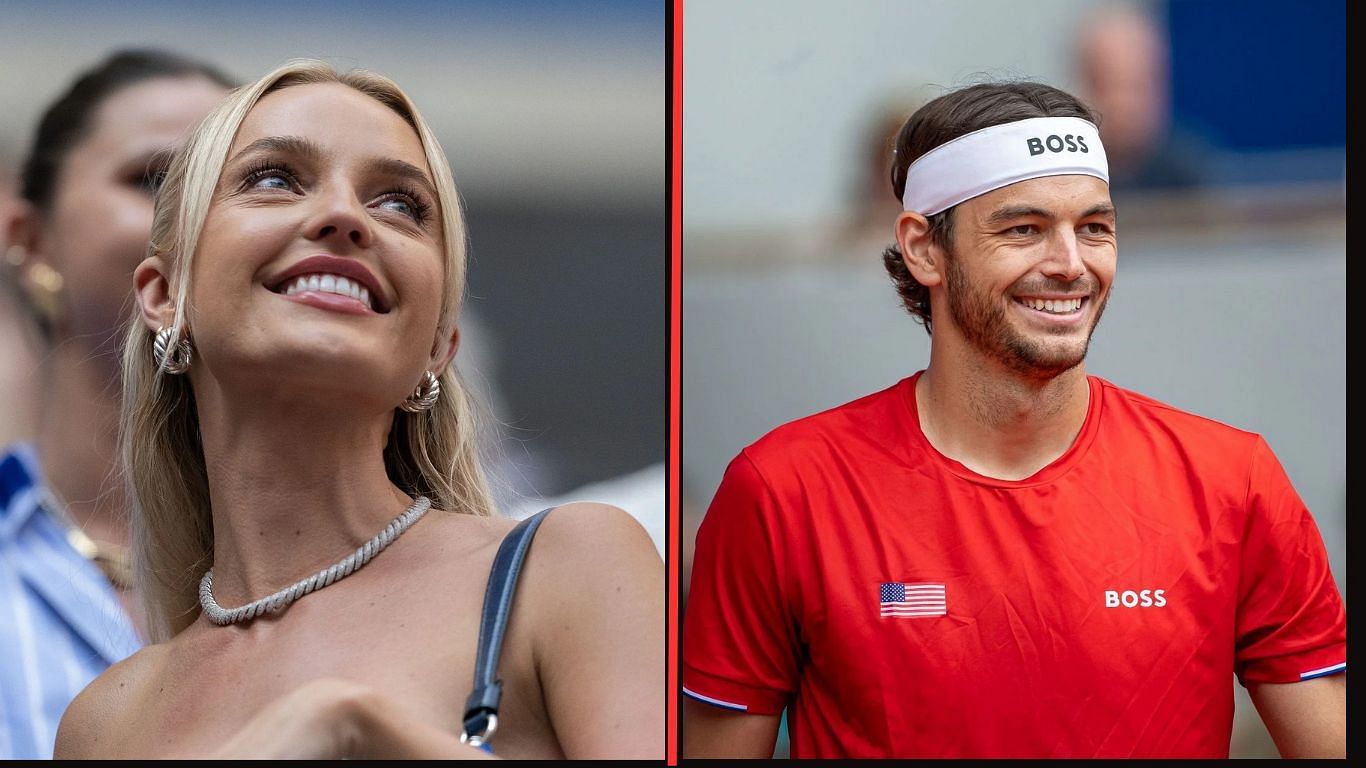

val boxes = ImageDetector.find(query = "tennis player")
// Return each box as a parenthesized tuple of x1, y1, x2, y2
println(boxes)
(682, 81, 1345, 759)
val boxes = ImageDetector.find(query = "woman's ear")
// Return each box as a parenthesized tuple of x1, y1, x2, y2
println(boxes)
(6, 200, 66, 326)
(895, 211, 945, 288)
(133, 255, 176, 332)
(5, 198, 38, 257)
(429, 324, 460, 374)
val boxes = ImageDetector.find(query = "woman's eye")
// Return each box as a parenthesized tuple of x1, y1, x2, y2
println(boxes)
(251, 173, 293, 191)
(379, 197, 414, 217)
(376, 194, 427, 223)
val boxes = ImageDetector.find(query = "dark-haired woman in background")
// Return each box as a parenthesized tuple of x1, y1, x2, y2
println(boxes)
(0, 50, 232, 759)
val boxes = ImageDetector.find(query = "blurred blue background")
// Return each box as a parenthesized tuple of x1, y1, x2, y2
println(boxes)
(1167, 0, 1344, 182)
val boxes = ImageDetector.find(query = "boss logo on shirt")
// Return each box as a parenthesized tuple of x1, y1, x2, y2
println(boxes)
(1105, 589, 1166, 608)
(1026, 134, 1090, 156)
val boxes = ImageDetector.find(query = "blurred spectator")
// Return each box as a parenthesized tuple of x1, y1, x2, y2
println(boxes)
(843, 99, 920, 241)
(1, 153, 41, 445)
(0, 50, 233, 759)
(1073, 3, 1213, 191)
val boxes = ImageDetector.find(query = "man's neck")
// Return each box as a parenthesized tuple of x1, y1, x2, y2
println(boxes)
(916, 352, 1091, 481)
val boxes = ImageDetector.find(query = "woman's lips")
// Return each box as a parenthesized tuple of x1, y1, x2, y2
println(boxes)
(266, 255, 390, 312)
(277, 287, 375, 316)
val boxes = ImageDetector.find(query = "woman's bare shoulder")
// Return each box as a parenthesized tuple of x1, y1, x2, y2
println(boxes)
(517, 501, 665, 757)
(54, 642, 170, 758)
(520, 501, 662, 612)
(533, 501, 659, 561)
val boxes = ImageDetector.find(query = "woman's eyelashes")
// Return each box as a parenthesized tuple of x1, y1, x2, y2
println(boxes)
(238, 158, 432, 226)
(241, 159, 301, 192)
(375, 185, 432, 225)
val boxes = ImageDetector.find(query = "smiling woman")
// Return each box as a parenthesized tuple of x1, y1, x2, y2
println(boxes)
(50, 60, 663, 760)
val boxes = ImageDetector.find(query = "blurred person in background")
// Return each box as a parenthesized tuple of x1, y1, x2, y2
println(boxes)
(53, 59, 662, 760)
(683, 81, 1343, 759)
(1, 153, 42, 446)
(1073, 2, 1212, 192)
(0, 49, 234, 760)
(839, 99, 926, 247)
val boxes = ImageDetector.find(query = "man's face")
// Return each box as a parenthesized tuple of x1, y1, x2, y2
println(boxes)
(936, 174, 1116, 378)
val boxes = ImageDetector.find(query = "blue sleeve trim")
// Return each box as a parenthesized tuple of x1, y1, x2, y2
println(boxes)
(682, 686, 749, 712)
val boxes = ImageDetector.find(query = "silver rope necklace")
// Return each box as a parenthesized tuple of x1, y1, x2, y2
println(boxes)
(199, 496, 432, 626)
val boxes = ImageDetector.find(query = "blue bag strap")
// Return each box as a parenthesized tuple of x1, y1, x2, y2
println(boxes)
(461, 507, 553, 750)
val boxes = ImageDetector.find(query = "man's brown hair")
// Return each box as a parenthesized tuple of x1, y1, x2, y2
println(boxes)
(882, 81, 1099, 333)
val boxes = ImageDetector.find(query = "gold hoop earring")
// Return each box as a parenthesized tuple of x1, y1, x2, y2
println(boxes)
(15, 254, 65, 329)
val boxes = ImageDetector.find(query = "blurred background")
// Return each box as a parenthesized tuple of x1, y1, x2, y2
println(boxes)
(0, 0, 666, 550)
(682, 0, 1343, 758)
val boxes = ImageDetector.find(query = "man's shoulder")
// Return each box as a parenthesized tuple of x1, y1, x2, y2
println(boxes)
(1095, 377, 1263, 449)
(743, 379, 912, 466)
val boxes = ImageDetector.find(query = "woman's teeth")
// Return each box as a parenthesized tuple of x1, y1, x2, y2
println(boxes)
(284, 274, 371, 309)
(1019, 297, 1082, 314)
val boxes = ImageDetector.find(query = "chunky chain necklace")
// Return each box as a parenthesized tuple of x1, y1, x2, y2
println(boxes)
(199, 496, 431, 626)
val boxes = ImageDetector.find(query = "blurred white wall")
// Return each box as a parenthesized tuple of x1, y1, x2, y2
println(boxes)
(684, 0, 1108, 230)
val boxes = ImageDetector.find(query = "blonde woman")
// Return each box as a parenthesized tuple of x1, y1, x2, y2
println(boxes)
(52, 60, 663, 760)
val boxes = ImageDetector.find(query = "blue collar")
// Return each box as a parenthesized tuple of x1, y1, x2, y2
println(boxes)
(0, 442, 142, 662)
(0, 443, 43, 540)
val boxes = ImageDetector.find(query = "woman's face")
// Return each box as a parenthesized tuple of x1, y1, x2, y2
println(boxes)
(186, 82, 450, 412)
(39, 75, 227, 351)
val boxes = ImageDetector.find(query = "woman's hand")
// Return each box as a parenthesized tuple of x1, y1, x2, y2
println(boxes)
(210, 678, 493, 760)
(209, 678, 365, 759)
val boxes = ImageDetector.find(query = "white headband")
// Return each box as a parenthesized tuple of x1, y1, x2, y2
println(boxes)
(900, 116, 1109, 215)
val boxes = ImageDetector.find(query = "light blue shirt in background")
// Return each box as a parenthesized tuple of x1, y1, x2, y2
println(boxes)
(0, 444, 141, 759)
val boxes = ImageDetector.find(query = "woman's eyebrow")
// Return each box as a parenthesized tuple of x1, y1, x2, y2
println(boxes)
(227, 135, 323, 165)
(366, 157, 438, 200)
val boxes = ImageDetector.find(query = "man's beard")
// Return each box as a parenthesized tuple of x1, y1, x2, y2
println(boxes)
(942, 251, 1109, 378)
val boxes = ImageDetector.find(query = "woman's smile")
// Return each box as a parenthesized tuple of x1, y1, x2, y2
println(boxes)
(266, 254, 391, 315)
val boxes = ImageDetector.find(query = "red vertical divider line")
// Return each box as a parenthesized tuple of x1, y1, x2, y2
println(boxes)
(666, 0, 683, 764)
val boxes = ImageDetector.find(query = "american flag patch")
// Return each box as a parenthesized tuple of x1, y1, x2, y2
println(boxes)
(879, 582, 946, 618)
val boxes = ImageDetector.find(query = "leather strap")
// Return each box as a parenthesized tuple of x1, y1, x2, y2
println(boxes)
(461, 508, 553, 748)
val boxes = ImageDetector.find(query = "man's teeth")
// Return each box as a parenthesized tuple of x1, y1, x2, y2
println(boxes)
(1020, 297, 1082, 314)
(284, 274, 371, 308)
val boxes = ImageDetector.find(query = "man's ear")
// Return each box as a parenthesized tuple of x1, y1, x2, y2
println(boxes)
(133, 255, 176, 332)
(895, 211, 945, 288)
(429, 323, 460, 374)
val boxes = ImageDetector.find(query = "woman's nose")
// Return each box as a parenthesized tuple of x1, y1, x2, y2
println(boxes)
(304, 183, 373, 249)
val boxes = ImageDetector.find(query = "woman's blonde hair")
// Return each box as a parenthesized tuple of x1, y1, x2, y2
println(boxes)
(120, 59, 495, 641)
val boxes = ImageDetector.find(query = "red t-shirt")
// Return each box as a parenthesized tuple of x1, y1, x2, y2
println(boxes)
(683, 373, 1345, 758)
